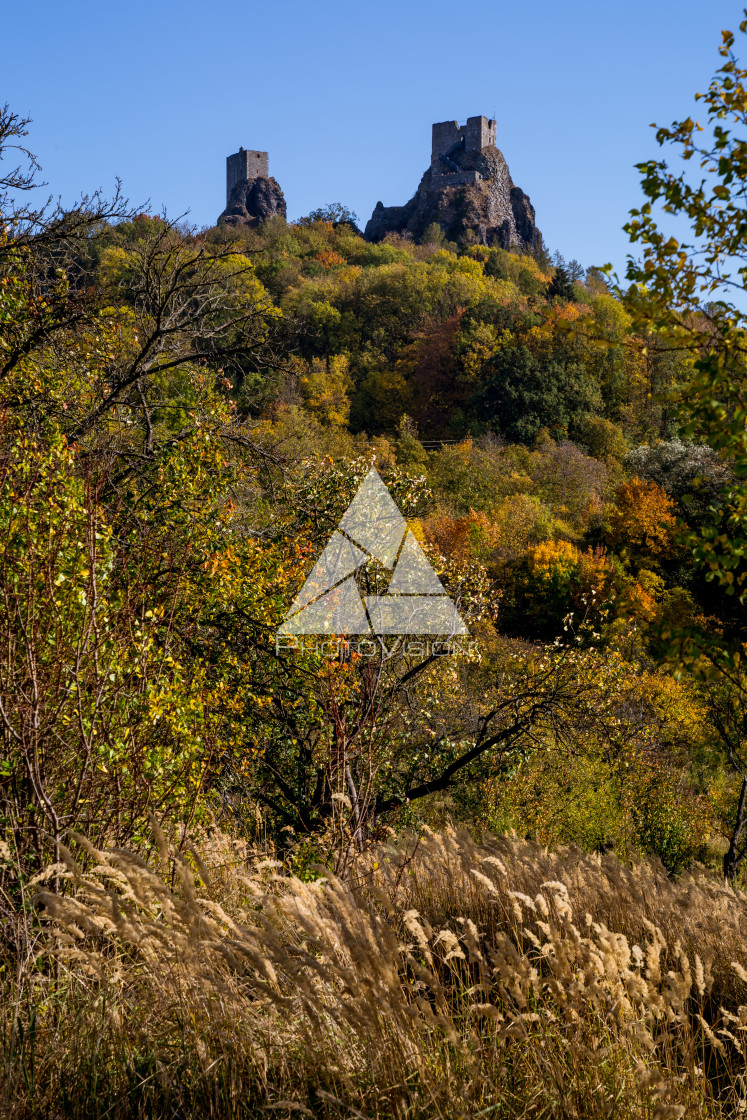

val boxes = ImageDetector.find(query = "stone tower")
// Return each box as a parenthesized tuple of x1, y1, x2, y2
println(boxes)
(430, 116, 497, 187)
(365, 114, 541, 251)
(218, 146, 286, 228)
(226, 147, 269, 206)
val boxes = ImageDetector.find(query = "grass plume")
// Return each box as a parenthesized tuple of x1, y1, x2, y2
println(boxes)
(3, 827, 747, 1117)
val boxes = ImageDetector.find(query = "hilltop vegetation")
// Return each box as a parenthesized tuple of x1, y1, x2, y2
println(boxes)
(3, 12, 747, 1115)
(208, 212, 683, 444)
(1, 177, 731, 882)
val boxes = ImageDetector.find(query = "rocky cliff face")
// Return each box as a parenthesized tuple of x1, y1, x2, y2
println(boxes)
(365, 145, 541, 250)
(218, 177, 286, 228)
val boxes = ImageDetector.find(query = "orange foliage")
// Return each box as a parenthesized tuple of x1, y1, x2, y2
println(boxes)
(423, 508, 501, 564)
(314, 250, 346, 269)
(610, 477, 677, 559)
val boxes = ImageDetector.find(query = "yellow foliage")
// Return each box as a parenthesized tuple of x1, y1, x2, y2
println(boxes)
(590, 291, 633, 338)
(491, 494, 552, 553)
(299, 355, 352, 427)
(459, 321, 499, 382)
(528, 539, 580, 582)
(528, 539, 612, 601)
(429, 250, 485, 279)
(407, 518, 427, 545)
(634, 667, 707, 742)
(369, 435, 395, 469)
(628, 569, 665, 623)
(486, 278, 524, 307)
(98, 245, 128, 289)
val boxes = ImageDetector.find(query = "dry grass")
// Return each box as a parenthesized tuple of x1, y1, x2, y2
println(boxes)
(3, 825, 747, 1118)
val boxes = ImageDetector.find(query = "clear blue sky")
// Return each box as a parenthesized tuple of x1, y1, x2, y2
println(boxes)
(3, 0, 742, 271)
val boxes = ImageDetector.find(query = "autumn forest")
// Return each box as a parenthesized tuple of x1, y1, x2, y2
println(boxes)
(4, 14, 747, 1119)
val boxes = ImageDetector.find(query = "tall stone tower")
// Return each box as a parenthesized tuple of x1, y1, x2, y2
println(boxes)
(226, 148, 270, 205)
(219, 146, 286, 228)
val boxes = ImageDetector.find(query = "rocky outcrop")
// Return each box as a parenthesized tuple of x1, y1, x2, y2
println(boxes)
(365, 144, 541, 250)
(218, 177, 286, 228)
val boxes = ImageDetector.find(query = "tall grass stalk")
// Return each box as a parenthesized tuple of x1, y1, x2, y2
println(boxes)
(3, 826, 747, 1118)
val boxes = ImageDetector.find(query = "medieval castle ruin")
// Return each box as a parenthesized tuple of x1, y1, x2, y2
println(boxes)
(218, 116, 540, 251)
(219, 146, 286, 228)
(226, 148, 269, 204)
(430, 115, 497, 186)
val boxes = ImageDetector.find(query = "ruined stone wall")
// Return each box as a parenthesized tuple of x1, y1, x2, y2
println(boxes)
(429, 169, 483, 188)
(431, 121, 464, 171)
(431, 116, 497, 173)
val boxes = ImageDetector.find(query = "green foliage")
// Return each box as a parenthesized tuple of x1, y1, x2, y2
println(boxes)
(616, 12, 747, 878)
(420, 222, 446, 247)
(395, 414, 428, 468)
(472, 346, 602, 442)
(621, 11, 747, 602)
(198, 205, 699, 448)
(296, 202, 359, 227)
(576, 415, 628, 463)
(632, 767, 710, 875)
(0, 425, 231, 866)
(548, 263, 576, 301)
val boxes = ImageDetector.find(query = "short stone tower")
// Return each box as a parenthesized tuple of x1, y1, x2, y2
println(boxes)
(364, 114, 541, 252)
(430, 116, 497, 186)
(226, 147, 269, 205)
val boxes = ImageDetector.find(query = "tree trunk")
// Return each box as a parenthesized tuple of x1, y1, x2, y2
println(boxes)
(724, 776, 747, 882)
